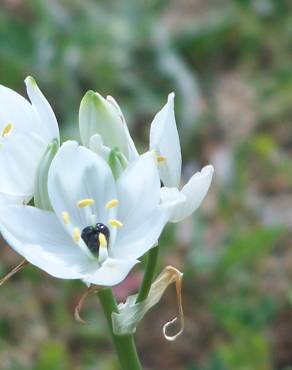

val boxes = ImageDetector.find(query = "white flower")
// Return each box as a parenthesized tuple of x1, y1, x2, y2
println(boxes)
(80, 91, 214, 223)
(0, 76, 59, 204)
(0, 141, 167, 286)
(149, 93, 214, 222)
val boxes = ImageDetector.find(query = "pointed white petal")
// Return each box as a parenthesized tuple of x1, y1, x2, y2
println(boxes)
(25, 76, 59, 143)
(0, 84, 38, 134)
(107, 95, 139, 162)
(149, 93, 182, 187)
(168, 165, 214, 223)
(0, 132, 45, 198)
(112, 152, 168, 259)
(84, 257, 138, 286)
(0, 205, 98, 279)
(48, 141, 117, 231)
(123, 122, 140, 162)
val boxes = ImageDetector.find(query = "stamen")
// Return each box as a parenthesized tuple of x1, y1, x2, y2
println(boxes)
(153, 149, 167, 163)
(98, 233, 107, 248)
(1, 123, 13, 137)
(156, 155, 167, 163)
(73, 227, 81, 243)
(105, 199, 119, 209)
(108, 219, 123, 228)
(77, 198, 95, 208)
(62, 211, 70, 224)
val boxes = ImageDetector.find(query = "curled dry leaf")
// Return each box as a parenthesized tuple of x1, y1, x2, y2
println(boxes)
(112, 265, 184, 341)
(162, 267, 184, 341)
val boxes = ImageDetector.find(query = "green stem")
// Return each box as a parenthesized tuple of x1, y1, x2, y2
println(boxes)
(98, 288, 142, 370)
(136, 245, 159, 303)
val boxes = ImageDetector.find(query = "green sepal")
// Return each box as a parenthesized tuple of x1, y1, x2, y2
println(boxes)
(34, 139, 59, 211)
(108, 147, 128, 179)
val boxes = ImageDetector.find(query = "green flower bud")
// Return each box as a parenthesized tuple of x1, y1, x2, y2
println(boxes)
(79, 91, 128, 158)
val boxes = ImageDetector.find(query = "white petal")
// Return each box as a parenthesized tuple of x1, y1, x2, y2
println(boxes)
(169, 165, 214, 223)
(0, 132, 45, 198)
(0, 205, 98, 279)
(112, 208, 168, 259)
(0, 84, 38, 135)
(149, 93, 182, 187)
(83, 257, 139, 286)
(25, 76, 59, 143)
(112, 152, 168, 259)
(107, 95, 139, 162)
(48, 141, 117, 231)
(123, 123, 140, 162)
(116, 152, 161, 224)
(160, 187, 186, 221)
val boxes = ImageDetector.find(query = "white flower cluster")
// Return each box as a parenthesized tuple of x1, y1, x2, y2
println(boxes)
(0, 78, 214, 286)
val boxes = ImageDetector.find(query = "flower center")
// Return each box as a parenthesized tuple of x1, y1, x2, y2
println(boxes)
(81, 223, 110, 255)
(61, 198, 123, 260)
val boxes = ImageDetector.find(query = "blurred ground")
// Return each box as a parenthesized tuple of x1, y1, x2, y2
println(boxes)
(0, 0, 292, 369)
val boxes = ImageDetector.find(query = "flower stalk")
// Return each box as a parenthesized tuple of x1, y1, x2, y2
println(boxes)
(98, 288, 142, 370)
(136, 245, 159, 303)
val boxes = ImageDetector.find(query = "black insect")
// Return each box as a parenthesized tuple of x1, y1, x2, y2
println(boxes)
(81, 223, 110, 255)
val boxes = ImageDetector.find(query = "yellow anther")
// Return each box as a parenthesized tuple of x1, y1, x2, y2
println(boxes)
(61, 211, 70, 224)
(152, 149, 167, 163)
(98, 233, 107, 248)
(105, 199, 119, 209)
(77, 198, 95, 208)
(73, 227, 81, 243)
(156, 155, 167, 163)
(108, 219, 123, 228)
(1, 123, 13, 137)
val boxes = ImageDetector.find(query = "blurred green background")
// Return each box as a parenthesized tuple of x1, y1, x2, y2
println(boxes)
(0, 0, 292, 369)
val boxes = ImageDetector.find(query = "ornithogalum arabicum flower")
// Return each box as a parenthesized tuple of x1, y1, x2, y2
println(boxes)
(0, 78, 216, 370)
(149, 93, 214, 222)
(78, 91, 214, 223)
(0, 141, 168, 286)
(0, 77, 59, 204)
